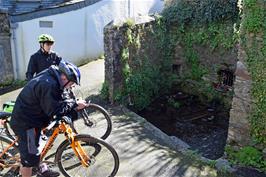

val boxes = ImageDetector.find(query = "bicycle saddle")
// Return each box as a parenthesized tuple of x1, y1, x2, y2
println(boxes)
(0, 112, 12, 119)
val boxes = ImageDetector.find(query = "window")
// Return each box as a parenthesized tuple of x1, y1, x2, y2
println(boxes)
(39, 21, 53, 28)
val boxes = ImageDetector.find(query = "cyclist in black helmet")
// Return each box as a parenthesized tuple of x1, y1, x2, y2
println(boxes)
(10, 60, 86, 177)
(25, 34, 61, 81)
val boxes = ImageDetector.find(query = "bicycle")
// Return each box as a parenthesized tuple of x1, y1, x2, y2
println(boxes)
(2, 100, 112, 141)
(0, 112, 119, 177)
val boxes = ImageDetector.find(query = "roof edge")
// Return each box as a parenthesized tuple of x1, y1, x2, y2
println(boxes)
(10, 0, 101, 23)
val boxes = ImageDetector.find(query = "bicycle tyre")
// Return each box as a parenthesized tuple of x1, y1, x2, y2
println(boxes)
(0, 135, 20, 175)
(75, 104, 112, 140)
(0, 113, 15, 140)
(55, 134, 119, 177)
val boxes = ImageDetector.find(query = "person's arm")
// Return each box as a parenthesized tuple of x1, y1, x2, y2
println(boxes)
(50, 52, 62, 66)
(38, 82, 78, 118)
(25, 55, 37, 81)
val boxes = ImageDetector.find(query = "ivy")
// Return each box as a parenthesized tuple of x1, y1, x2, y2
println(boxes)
(100, 81, 109, 100)
(241, 0, 266, 145)
(104, 0, 239, 111)
(162, 0, 239, 25)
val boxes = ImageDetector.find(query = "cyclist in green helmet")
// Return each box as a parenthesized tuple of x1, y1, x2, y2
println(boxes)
(25, 34, 61, 81)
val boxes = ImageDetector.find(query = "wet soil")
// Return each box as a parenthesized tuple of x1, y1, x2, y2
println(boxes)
(138, 91, 229, 160)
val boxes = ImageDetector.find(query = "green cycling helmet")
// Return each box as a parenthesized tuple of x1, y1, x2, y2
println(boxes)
(38, 34, 55, 43)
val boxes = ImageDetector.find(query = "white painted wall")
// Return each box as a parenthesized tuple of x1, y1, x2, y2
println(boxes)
(11, 0, 164, 79)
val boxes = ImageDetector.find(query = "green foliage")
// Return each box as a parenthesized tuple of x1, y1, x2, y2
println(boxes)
(125, 63, 161, 110)
(225, 146, 266, 171)
(100, 81, 109, 100)
(172, 21, 238, 104)
(168, 98, 181, 109)
(241, 0, 266, 145)
(183, 47, 208, 81)
(124, 18, 135, 27)
(0, 79, 26, 89)
(162, 0, 239, 25)
(111, 0, 238, 111)
(242, 0, 265, 33)
(98, 53, 105, 59)
(0, 79, 13, 88)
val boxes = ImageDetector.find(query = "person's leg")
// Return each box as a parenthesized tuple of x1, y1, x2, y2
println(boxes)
(11, 127, 40, 177)
(11, 127, 59, 177)
(20, 166, 32, 177)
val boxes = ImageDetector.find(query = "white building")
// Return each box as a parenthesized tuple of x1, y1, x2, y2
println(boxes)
(8, 0, 164, 79)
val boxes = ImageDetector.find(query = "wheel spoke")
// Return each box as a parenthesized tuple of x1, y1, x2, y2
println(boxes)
(56, 135, 119, 177)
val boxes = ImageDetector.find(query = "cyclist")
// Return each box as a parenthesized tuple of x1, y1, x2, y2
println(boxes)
(25, 34, 61, 81)
(10, 60, 87, 177)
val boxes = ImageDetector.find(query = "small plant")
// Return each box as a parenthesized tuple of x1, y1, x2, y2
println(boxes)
(0, 79, 26, 89)
(100, 82, 109, 100)
(225, 146, 266, 171)
(168, 98, 181, 109)
(98, 53, 105, 59)
(207, 160, 217, 168)
(124, 18, 135, 27)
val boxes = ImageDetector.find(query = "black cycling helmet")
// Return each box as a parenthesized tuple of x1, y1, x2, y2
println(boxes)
(58, 60, 81, 85)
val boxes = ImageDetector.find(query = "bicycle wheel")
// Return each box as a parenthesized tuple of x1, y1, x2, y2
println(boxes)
(75, 104, 112, 140)
(0, 113, 15, 140)
(0, 136, 20, 176)
(55, 134, 119, 177)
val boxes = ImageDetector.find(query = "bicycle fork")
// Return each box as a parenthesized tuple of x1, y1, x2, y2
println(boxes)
(64, 123, 91, 167)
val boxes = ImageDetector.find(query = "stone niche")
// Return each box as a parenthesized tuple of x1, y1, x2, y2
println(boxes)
(0, 10, 13, 84)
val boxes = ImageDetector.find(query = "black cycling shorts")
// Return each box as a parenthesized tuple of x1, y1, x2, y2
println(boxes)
(12, 127, 41, 167)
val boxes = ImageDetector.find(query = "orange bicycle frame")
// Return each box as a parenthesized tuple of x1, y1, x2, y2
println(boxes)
(40, 122, 90, 167)
(0, 121, 90, 170)
(0, 138, 19, 168)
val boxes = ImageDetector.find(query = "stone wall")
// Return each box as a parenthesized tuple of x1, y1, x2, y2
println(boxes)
(103, 0, 256, 149)
(104, 16, 238, 106)
(104, 21, 124, 103)
(0, 11, 13, 84)
(167, 22, 238, 109)
(104, 16, 162, 104)
(228, 58, 252, 146)
(228, 1, 266, 147)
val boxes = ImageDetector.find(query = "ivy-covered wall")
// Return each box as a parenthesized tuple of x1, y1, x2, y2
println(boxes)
(104, 16, 173, 111)
(239, 0, 266, 146)
(103, 0, 239, 112)
(161, 0, 239, 107)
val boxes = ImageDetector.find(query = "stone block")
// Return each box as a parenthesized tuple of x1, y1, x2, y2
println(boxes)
(234, 61, 251, 80)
